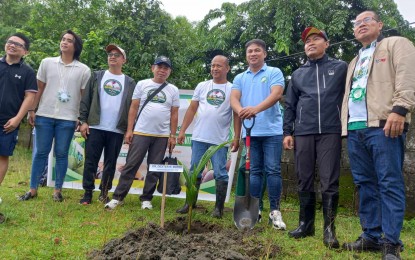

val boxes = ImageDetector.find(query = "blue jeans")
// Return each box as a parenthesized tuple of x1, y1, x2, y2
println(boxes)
(190, 140, 229, 181)
(30, 116, 76, 190)
(347, 128, 406, 244)
(248, 135, 283, 211)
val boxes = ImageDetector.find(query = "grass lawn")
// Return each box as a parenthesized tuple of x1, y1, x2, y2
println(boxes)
(0, 146, 414, 259)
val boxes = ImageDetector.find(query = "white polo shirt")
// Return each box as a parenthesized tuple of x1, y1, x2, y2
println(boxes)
(36, 57, 91, 121)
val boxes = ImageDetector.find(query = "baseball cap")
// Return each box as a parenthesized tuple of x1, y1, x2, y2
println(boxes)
(154, 56, 172, 68)
(106, 44, 127, 59)
(301, 27, 329, 42)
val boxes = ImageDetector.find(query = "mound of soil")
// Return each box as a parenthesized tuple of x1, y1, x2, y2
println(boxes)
(89, 217, 280, 259)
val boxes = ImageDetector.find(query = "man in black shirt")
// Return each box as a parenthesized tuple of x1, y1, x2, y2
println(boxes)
(0, 33, 37, 192)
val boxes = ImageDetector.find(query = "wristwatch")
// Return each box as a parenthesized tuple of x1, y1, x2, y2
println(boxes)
(79, 120, 85, 126)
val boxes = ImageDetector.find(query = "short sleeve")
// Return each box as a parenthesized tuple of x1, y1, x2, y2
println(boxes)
(132, 81, 143, 100)
(172, 87, 180, 107)
(80, 66, 91, 90)
(36, 59, 46, 83)
(269, 68, 285, 89)
(25, 67, 38, 92)
(192, 82, 203, 101)
(232, 74, 242, 91)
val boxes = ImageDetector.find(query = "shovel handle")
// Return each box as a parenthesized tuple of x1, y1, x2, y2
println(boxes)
(243, 118, 255, 171)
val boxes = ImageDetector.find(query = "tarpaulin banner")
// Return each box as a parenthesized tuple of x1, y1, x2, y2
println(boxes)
(47, 90, 238, 202)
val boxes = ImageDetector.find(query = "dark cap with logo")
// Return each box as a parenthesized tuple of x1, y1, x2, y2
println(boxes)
(154, 56, 172, 68)
(301, 27, 329, 42)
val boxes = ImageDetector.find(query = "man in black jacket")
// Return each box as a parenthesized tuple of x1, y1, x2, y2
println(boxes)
(78, 44, 136, 204)
(283, 27, 347, 248)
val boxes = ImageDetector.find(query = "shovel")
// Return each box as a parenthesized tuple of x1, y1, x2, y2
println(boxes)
(234, 117, 259, 230)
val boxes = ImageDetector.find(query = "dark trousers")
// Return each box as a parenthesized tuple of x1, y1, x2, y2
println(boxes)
(294, 134, 341, 194)
(82, 128, 124, 191)
(112, 135, 168, 201)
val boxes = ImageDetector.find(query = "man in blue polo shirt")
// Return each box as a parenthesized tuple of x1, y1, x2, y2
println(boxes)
(0, 33, 37, 194)
(231, 39, 286, 230)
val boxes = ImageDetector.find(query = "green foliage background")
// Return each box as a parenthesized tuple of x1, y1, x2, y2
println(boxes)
(1, 0, 414, 88)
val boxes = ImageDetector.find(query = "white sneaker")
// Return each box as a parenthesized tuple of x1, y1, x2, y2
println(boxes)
(104, 199, 123, 210)
(141, 200, 153, 210)
(258, 210, 262, 223)
(269, 210, 286, 230)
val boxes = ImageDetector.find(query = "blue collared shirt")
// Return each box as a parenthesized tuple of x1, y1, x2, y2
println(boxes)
(232, 63, 285, 137)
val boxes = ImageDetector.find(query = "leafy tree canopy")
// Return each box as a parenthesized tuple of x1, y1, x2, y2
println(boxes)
(1, 0, 413, 88)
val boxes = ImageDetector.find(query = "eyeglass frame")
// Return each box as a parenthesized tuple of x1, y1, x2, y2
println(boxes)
(6, 40, 26, 50)
(353, 17, 379, 28)
(107, 52, 123, 58)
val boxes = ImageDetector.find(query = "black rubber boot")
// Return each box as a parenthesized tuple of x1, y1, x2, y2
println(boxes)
(176, 178, 201, 214)
(288, 191, 316, 238)
(322, 192, 340, 248)
(211, 181, 228, 218)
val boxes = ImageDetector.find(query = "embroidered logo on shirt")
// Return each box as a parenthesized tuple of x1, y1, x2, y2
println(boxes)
(375, 58, 386, 63)
(206, 89, 226, 107)
(15, 74, 21, 79)
(328, 70, 334, 75)
(261, 76, 267, 83)
(103, 79, 122, 96)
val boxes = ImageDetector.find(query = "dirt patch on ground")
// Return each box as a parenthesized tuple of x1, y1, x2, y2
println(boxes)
(88, 216, 280, 259)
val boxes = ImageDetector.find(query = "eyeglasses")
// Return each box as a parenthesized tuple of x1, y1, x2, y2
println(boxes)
(6, 40, 25, 49)
(107, 53, 122, 58)
(353, 17, 378, 28)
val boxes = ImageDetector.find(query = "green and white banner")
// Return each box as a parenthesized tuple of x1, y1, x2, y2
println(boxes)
(47, 89, 238, 202)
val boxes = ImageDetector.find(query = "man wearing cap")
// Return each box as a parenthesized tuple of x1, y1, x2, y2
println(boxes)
(78, 44, 136, 204)
(230, 39, 286, 230)
(283, 27, 347, 248)
(105, 56, 179, 210)
(342, 11, 415, 259)
(0, 33, 37, 195)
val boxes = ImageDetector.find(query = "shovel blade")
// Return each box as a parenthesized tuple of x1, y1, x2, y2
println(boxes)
(233, 195, 259, 230)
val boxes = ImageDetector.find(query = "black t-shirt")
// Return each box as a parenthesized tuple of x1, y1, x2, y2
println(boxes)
(0, 56, 37, 127)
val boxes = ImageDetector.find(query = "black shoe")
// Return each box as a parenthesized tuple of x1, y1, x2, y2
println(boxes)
(18, 191, 37, 201)
(80, 191, 93, 205)
(52, 192, 64, 202)
(382, 243, 401, 260)
(342, 237, 381, 252)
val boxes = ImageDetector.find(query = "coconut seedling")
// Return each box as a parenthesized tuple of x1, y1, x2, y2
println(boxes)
(179, 140, 231, 232)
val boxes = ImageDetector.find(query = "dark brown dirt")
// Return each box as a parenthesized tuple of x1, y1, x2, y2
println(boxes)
(88, 216, 280, 260)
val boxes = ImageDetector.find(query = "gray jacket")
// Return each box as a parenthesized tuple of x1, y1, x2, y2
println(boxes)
(79, 70, 136, 133)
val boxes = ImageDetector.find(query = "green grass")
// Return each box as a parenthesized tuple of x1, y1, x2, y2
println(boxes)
(0, 146, 414, 259)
